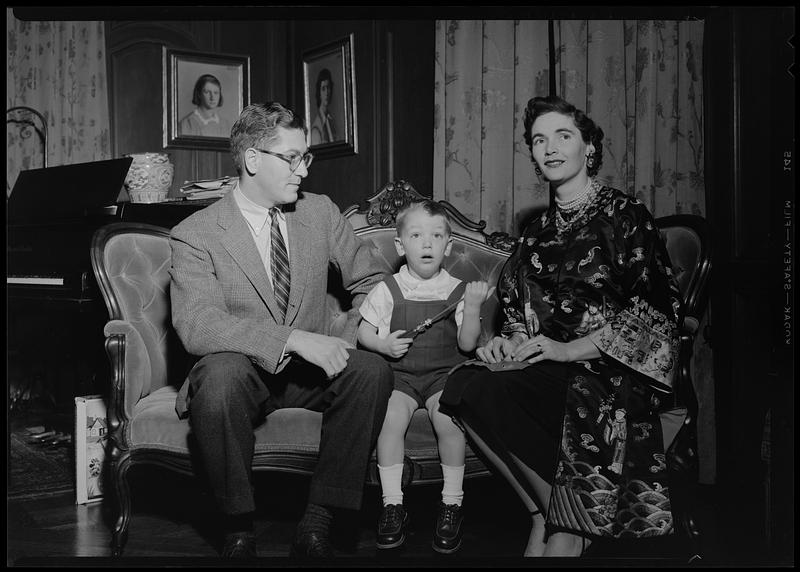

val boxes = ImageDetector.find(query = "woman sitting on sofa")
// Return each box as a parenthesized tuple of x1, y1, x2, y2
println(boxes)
(440, 95, 684, 557)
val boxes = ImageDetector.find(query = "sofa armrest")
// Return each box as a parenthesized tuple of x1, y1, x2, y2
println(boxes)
(104, 319, 153, 421)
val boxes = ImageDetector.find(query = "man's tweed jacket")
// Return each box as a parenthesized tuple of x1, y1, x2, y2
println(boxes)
(169, 190, 382, 418)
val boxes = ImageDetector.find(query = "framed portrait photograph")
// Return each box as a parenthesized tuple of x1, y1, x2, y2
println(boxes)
(163, 48, 250, 151)
(302, 33, 358, 158)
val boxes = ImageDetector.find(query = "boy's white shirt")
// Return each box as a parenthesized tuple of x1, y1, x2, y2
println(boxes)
(359, 264, 465, 339)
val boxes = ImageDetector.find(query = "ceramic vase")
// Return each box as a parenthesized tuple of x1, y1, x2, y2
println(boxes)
(124, 152, 174, 203)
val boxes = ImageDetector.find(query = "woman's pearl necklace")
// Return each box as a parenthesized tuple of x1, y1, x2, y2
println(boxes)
(555, 178, 595, 213)
(554, 178, 600, 237)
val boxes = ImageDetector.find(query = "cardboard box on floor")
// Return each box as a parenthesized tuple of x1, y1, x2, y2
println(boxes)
(75, 395, 107, 504)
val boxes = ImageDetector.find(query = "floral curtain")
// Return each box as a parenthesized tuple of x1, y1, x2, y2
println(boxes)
(434, 20, 551, 235)
(434, 19, 705, 233)
(434, 19, 714, 484)
(554, 20, 705, 218)
(6, 9, 111, 197)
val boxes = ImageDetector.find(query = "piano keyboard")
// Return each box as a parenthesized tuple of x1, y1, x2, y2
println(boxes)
(7, 275, 65, 286)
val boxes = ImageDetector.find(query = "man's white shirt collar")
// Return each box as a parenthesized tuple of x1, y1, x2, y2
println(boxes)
(233, 184, 284, 236)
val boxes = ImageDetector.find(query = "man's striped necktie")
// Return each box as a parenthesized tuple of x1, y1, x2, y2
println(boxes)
(270, 207, 290, 323)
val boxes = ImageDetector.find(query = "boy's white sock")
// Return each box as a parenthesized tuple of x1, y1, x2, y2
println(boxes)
(441, 463, 465, 506)
(378, 463, 404, 506)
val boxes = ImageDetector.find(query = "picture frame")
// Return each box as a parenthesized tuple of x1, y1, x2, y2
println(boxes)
(302, 34, 358, 158)
(163, 47, 250, 151)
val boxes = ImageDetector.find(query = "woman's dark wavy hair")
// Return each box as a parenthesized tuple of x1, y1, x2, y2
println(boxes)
(522, 95, 604, 177)
(315, 68, 334, 109)
(192, 74, 224, 107)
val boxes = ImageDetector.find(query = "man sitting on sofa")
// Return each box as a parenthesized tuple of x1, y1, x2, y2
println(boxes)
(169, 101, 394, 558)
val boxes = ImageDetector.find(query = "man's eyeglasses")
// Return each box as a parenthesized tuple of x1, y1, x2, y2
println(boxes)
(253, 148, 314, 172)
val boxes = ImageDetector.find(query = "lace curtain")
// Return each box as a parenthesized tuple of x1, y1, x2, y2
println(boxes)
(433, 19, 705, 234)
(6, 9, 111, 196)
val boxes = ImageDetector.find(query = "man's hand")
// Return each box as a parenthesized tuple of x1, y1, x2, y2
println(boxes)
(286, 330, 355, 378)
(475, 335, 522, 363)
(380, 329, 413, 358)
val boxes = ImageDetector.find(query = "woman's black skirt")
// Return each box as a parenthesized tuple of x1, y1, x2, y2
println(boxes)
(439, 361, 571, 483)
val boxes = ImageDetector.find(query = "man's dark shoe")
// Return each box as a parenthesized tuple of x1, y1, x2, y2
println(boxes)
(432, 502, 464, 554)
(221, 531, 257, 558)
(376, 504, 409, 549)
(290, 529, 334, 558)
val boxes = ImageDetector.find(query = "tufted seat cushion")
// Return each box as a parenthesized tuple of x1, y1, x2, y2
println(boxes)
(131, 385, 322, 458)
(128, 385, 483, 482)
(129, 386, 187, 453)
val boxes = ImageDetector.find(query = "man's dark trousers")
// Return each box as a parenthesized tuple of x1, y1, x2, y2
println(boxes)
(187, 349, 393, 515)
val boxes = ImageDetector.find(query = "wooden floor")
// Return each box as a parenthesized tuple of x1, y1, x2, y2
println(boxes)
(7, 467, 531, 562)
(7, 463, 746, 568)
(5, 407, 776, 568)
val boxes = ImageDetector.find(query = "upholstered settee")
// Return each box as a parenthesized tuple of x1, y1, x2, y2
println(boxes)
(92, 181, 512, 556)
(91, 180, 710, 558)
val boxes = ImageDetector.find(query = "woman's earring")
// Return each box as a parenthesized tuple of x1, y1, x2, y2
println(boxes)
(586, 154, 595, 170)
(534, 163, 542, 176)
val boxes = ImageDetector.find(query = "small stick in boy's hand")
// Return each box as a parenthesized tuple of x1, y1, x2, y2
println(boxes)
(408, 285, 497, 338)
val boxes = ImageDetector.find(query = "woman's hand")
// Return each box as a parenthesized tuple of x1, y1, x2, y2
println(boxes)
(511, 334, 573, 364)
(475, 335, 521, 363)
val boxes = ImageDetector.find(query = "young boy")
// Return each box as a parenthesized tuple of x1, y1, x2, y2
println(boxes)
(358, 200, 489, 554)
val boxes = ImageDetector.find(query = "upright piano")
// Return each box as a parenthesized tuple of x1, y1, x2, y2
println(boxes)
(7, 200, 214, 302)
(7, 167, 215, 409)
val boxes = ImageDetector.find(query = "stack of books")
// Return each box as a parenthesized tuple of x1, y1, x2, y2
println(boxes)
(180, 175, 238, 200)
